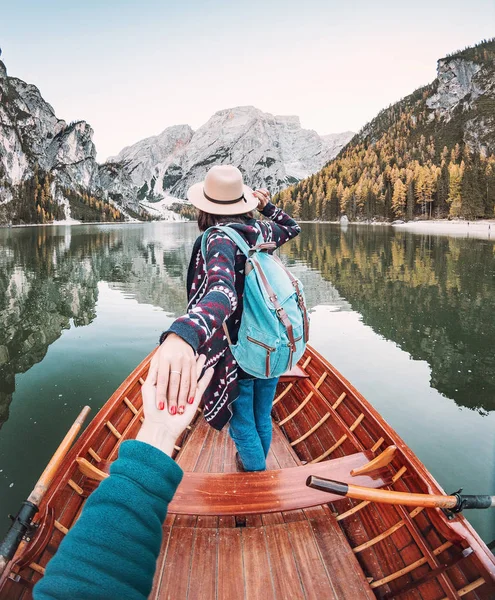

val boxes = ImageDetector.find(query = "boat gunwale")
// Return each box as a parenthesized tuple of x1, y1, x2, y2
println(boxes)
(1, 345, 494, 598)
(0, 349, 157, 592)
(295, 345, 495, 581)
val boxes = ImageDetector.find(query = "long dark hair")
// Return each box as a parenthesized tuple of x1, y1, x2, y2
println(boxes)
(197, 209, 255, 232)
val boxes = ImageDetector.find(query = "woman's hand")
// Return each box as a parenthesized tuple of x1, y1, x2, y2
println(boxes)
(156, 333, 196, 415)
(254, 188, 271, 211)
(136, 353, 214, 455)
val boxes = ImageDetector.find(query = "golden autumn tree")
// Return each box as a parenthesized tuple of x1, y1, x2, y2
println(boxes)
(392, 179, 407, 218)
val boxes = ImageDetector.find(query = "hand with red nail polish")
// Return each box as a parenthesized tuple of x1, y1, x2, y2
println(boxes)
(155, 333, 196, 419)
(136, 353, 214, 456)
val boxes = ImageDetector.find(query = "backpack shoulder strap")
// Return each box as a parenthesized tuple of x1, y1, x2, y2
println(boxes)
(272, 254, 310, 344)
(201, 225, 251, 259)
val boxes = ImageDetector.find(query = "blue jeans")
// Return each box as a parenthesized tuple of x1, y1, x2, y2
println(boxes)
(229, 377, 279, 471)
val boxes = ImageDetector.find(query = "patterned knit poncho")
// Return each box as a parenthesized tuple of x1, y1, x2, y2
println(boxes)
(161, 202, 300, 430)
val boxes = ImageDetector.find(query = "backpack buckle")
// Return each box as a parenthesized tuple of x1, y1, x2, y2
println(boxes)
(249, 242, 276, 256)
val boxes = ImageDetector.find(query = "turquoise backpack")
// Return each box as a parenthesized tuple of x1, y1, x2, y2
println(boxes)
(202, 226, 309, 379)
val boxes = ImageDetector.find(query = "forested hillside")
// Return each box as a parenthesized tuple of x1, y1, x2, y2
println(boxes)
(0, 167, 124, 225)
(0, 59, 129, 225)
(275, 39, 495, 221)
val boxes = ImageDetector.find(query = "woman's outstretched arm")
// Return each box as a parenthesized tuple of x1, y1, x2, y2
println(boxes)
(34, 356, 213, 600)
(155, 231, 238, 414)
(255, 189, 301, 246)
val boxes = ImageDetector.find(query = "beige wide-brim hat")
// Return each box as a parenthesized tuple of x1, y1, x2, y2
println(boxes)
(187, 165, 259, 215)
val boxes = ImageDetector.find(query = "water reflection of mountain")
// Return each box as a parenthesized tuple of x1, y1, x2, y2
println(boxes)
(280, 224, 495, 413)
(0, 224, 196, 428)
(2, 222, 493, 427)
(1, 220, 353, 429)
(106, 227, 193, 313)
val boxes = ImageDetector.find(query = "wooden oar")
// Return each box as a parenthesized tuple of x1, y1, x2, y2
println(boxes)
(306, 476, 495, 511)
(0, 406, 91, 576)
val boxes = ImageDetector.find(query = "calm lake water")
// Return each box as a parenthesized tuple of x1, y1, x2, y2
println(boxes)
(0, 222, 494, 543)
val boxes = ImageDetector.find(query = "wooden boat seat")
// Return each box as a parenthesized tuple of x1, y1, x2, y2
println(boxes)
(168, 451, 387, 515)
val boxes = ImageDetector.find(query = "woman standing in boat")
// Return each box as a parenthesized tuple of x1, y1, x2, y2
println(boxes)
(155, 165, 301, 471)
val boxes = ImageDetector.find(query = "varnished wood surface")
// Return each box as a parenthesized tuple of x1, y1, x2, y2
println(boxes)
(351, 444, 397, 476)
(1, 345, 494, 600)
(151, 421, 376, 600)
(274, 346, 495, 599)
(168, 452, 386, 515)
(152, 509, 377, 600)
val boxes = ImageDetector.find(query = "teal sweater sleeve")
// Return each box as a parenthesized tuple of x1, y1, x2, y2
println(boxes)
(33, 440, 183, 600)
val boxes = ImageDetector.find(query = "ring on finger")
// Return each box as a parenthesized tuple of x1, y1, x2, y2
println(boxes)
(171, 370, 182, 375)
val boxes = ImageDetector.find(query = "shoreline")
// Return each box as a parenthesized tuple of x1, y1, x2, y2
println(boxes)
(0, 219, 185, 229)
(391, 219, 495, 241)
(2, 218, 495, 240)
(298, 218, 495, 240)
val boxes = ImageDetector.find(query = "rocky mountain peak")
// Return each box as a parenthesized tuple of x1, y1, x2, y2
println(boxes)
(0, 59, 125, 222)
(280, 38, 495, 223)
(0, 56, 354, 223)
(109, 123, 193, 163)
(426, 57, 483, 117)
(275, 115, 302, 129)
(0, 60, 7, 81)
(101, 106, 354, 206)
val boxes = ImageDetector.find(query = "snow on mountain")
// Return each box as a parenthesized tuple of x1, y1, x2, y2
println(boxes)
(139, 197, 187, 221)
(0, 55, 353, 222)
(105, 125, 194, 200)
(102, 107, 354, 207)
(321, 131, 356, 159)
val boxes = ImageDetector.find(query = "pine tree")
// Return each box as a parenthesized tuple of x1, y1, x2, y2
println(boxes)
(272, 43, 495, 223)
(447, 162, 464, 217)
(293, 197, 302, 219)
(392, 179, 407, 218)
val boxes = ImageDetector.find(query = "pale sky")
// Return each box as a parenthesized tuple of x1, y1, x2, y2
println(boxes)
(1, 0, 494, 161)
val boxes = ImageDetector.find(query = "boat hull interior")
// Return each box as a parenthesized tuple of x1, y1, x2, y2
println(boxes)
(1, 346, 494, 599)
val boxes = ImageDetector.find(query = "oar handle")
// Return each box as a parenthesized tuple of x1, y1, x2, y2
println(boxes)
(453, 494, 495, 511)
(28, 405, 91, 506)
(306, 476, 495, 511)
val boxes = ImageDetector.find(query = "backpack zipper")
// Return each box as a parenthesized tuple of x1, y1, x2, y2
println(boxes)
(246, 337, 276, 352)
(247, 337, 275, 376)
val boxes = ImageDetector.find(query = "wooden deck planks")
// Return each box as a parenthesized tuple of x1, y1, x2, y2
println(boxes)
(175, 417, 210, 472)
(304, 505, 377, 600)
(152, 411, 375, 600)
(270, 424, 302, 468)
(223, 426, 237, 473)
(186, 528, 218, 600)
(149, 523, 174, 598)
(286, 519, 339, 599)
(262, 523, 308, 600)
(217, 528, 245, 600)
(155, 526, 195, 599)
(241, 527, 276, 600)
(208, 426, 228, 473)
(192, 424, 219, 473)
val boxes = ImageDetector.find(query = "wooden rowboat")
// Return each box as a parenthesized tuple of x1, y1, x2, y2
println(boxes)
(1, 345, 494, 599)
